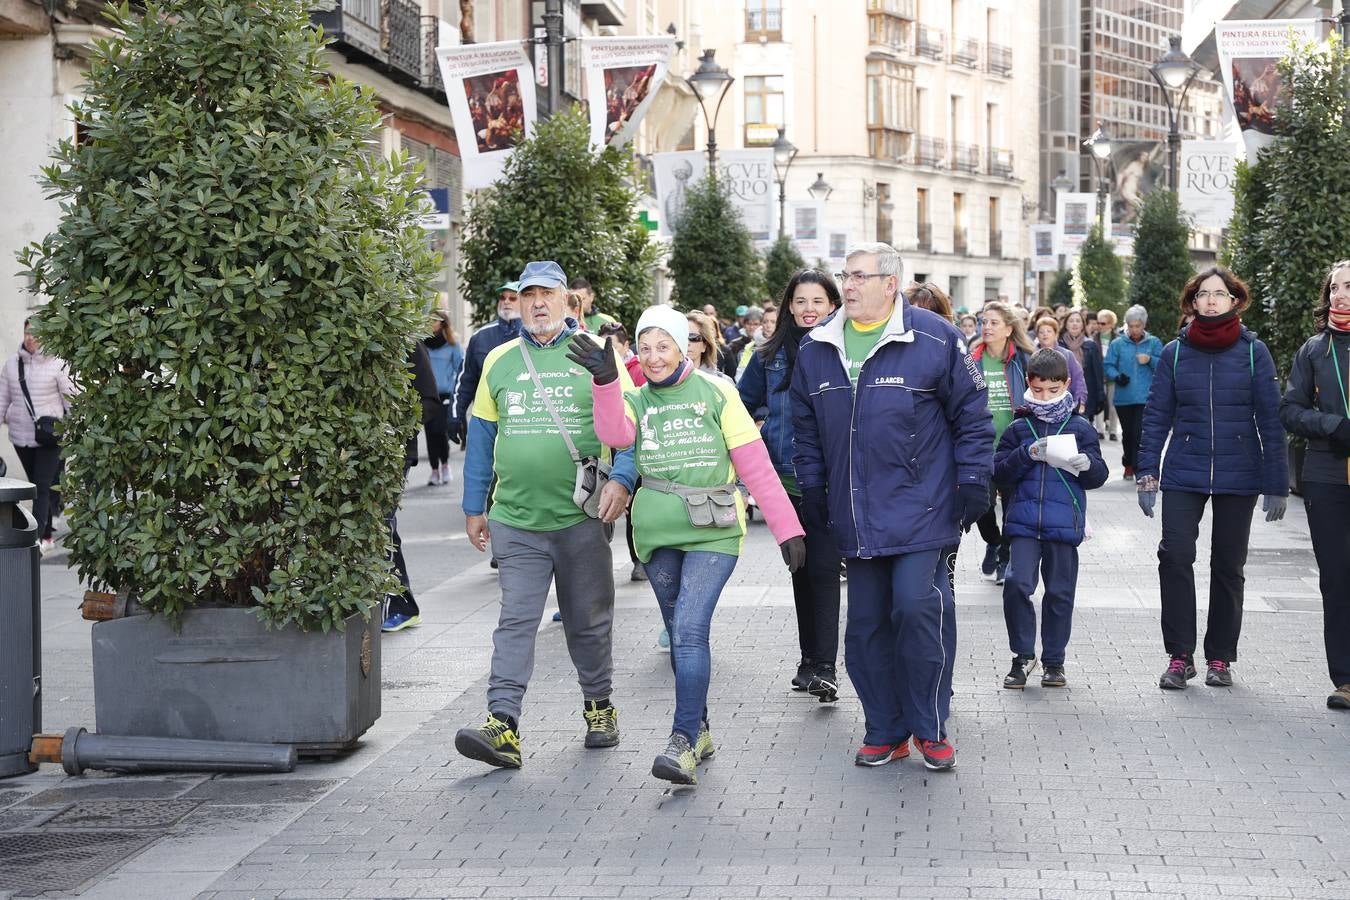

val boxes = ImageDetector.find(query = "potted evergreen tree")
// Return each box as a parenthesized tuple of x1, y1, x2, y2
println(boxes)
(19, 0, 437, 751)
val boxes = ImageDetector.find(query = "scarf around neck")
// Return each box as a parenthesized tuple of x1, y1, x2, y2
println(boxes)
(1024, 389, 1075, 426)
(650, 359, 692, 388)
(1329, 307, 1350, 332)
(1060, 332, 1086, 366)
(1187, 310, 1241, 350)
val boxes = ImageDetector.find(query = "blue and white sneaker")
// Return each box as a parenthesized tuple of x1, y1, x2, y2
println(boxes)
(381, 612, 421, 633)
(657, 627, 670, 650)
(552, 610, 563, 622)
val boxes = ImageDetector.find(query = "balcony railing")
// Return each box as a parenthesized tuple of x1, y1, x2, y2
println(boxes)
(989, 230, 1003, 258)
(954, 228, 969, 256)
(952, 38, 980, 69)
(987, 42, 1013, 77)
(311, 2, 446, 98)
(868, 126, 909, 161)
(387, 0, 422, 81)
(987, 147, 1014, 178)
(423, 16, 444, 96)
(952, 142, 981, 173)
(915, 135, 946, 167)
(917, 222, 932, 251)
(915, 25, 945, 60)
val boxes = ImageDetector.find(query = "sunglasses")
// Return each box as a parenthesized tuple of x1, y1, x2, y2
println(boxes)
(687, 334, 704, 343)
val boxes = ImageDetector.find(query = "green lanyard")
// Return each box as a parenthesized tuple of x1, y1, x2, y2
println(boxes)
(1333, 339, 1349, 417)
(1031, 415, 1082, 517)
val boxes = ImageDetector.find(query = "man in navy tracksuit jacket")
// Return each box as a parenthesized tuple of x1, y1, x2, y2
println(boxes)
(791, 243, 993, 771)
(449, 281, 521, 446)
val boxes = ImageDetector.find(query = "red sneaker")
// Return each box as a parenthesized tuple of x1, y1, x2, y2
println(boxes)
(913, 737, 956, 771)
(853, 740, 910, 767)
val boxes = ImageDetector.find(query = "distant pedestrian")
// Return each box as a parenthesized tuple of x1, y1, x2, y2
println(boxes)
(1033, 316, 1087, 412)
(1280, 259, 1350, 710)
(1060, 309, 1106, 421)
(0, 319, 74, 553)
(422, 309, 463, 486)
(1094, 309, 1120, 441)
(685, 310, 736, 381)
(569, 277, 618, 334)
(994, 349, 1108, 689)
(792, 243, 993, 772)
(448, 280, 521, 449)
(1136, 267, 1287, 691)
(573, 304, 805, 786)
(739, 269, 844, 701)
(1104, 305, 1163, 478)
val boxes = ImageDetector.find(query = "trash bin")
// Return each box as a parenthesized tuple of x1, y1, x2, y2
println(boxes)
(0, 477, 40, 779)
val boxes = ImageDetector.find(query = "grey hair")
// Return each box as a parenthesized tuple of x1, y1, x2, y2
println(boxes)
(1124, 304, 1148, 325)
(845, 242, 904, 280)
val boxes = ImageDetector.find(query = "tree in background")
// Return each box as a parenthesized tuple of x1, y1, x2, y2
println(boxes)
(1128, 189, 1193, 340)
(668, 176, 764, 315)
(1224, 35, 1350, 375)
(1048, 268, 1074, 309)
(763, 235, 805, 305)
(459, 107, 660, 329)
(1071, 224, 1127, 317)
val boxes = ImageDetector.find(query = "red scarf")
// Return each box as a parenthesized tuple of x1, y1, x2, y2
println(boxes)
(1187, 311, 1241, 350)
(1329, 307, 1350, 332)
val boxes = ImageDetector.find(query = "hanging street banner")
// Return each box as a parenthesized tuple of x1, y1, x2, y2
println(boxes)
(435, 41, 537, 190)
(788, 201, 826, 260)
(580, 36, 675, 150)
(1179, 140, 1238, 223)
(652, 149, 776, 245)
(1054, 192, 1097, 256)
(1029, 225, 1057, 272)
(1214, 19, 1319, 164)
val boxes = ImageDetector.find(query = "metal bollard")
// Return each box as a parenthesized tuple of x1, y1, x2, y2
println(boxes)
(48, 727, 297, 775)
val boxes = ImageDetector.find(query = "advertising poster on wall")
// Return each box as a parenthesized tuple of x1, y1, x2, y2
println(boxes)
(651, 149, 776, 244)
(1214, 19, 1319, 163)
(436, 41, 537, 190)
(1029, 225, 1057, 272)
(580, 37, 675, 151)
(1179, 140, 1238, 223)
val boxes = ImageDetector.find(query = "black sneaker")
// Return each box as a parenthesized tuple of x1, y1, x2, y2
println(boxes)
(791, 659, 814, 692)
(582, 700, 620, 748)
(994, 561, 1008, 585)
(1204, 660, 1233, 687)
(1003, 655, 1035, 689)
(980, 543, 998, 576)
(1041, 664, 1067, 688)
(455, 712, 522, 768)
(1159, 656, 1197, 690)
(806, 665, 839, 703)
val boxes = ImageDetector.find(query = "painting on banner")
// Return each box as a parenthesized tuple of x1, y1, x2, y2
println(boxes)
(435, 41, 537, 190)
(581, 37, 675, 150)
(1179, 140, 1237, 223)
(652, 149, 775, 244)
(1215, 19, 1319, 163)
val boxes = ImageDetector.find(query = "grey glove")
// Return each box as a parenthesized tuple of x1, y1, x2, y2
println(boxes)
(1138, 490, 1156, 518)
(1262, 495, 1287, 522)
(1026, 438, 1049, 462)
(1061, 453, 1091, 474)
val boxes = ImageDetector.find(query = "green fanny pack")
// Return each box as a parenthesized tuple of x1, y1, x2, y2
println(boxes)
(641, 477, 740, 528)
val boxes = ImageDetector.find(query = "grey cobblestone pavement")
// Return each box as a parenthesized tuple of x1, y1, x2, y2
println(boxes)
(4, 445, 1349, 899)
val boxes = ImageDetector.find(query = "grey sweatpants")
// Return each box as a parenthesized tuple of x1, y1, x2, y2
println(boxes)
(486, 518, 615, 721)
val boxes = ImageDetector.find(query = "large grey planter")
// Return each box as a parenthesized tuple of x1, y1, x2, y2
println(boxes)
(92, 607, 380, 755)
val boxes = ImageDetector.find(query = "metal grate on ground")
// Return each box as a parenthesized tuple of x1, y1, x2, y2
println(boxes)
(0, 831, 156, 896)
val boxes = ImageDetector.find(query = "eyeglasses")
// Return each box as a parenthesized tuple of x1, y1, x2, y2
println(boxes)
(1194, 290, 1232, 301)
(687, 334, 704, 343)
(834, 271, 888, 286)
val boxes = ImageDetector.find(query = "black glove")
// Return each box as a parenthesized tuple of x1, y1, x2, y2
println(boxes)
(780, 536, 807, 573)
(1331, 418, 1350, 457)
(1115, 373, 1131, 387)
(447, 418, 464, 446)
(957, 483, 991, 532)
(801, 486, 829, 529)
(564, 334, 618, 385)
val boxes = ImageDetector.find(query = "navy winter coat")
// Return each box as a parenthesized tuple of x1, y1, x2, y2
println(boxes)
(738, 348, 795, 480)
(1281, 329, 1350, 486)
(994, 411, 1109, 545)
(1136, 327, 1288, 497)
(451, 316, 521, 424)
(791, 302, 995, 558)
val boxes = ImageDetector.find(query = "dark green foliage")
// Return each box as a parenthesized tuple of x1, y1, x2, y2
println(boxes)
(763, 235, 805, 304)
(1071, 224, 1127, 317)
(1047, 268, 1074, 309)
(458, 107, 659, 329)
(668, 176, 764, 315)
(18, 0, 437, 631)
(1224, 35, 1350, 376)
(1128, 189, 1194, 340)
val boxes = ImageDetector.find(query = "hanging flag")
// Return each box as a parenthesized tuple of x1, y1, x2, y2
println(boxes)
(1179, 140, 1238, 223)
(652, 149, 776, 245)
(580, 36, 676, 150)
(435, 41, 538, 190)
(1029, 225, 1057, 272)
(1214, 19, 1319, 164)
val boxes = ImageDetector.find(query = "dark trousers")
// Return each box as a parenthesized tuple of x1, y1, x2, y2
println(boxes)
(975, 483, 1011, 564)
(787, 492, 842, 666)
(14, 444, 61, 540)
(1304, 482, 1350, 686)
(1158, 491, 1257, 662)
(385, 509, 417, 618)
(844, 550, 955, 744)
(425, 398, 451, 470)
(1116, 403, 1145, 470)
(1002, 537, 1079, 666)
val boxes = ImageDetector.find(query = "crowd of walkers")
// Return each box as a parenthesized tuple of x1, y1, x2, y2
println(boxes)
(432, 248, 1350, 788)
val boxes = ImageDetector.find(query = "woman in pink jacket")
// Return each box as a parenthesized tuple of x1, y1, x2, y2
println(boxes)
(0, 320, 75, 551)
(567, 304, 805, 788)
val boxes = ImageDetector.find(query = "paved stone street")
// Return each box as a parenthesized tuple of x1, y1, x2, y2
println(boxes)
(3, 440, 1349, 899)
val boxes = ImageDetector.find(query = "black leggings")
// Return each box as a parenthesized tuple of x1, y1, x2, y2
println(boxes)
(14, 444, 61, 540)
(425, 400, 450, 470)
(975, 482, 1011, 564)
(788, 492, 843, 666)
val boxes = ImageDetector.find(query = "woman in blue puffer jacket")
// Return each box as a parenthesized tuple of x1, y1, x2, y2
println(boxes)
(739, 268, 844, 701)
(1135, 267, 1288, 692)
(1104, 305, 1165, 478)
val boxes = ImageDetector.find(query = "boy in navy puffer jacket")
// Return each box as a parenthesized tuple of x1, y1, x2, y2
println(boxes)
(994, 349, 1109, 689)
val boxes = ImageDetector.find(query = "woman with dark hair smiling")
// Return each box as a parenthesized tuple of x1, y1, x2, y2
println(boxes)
(1136, 266, 1287, 691)
(739, 268, 845, 700)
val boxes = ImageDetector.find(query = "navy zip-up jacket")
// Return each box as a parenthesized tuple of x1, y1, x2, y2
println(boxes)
(790, 302, 994, 558)
(451, 316, 521, 424)
(994, 410, 1109, 545)
(737, 347, 794, 481)
(1136, 326, 1288, 497)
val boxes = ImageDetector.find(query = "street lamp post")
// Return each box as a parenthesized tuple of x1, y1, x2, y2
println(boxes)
(1149, 35, 1201, 192)
(807, 172, 833, 203)
(1083, 122, 1113, 233)
(685, 50, 733, 173)
(771, 127, 798, 239)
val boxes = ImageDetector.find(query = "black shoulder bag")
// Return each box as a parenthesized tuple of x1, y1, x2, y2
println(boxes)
(17, 359, 59, 448)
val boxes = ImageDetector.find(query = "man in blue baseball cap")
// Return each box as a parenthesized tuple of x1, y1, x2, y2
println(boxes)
(449, 279, 522, 447)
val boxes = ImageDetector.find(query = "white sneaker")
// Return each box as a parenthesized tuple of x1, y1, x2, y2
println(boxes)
(427, 470, 441, 486)
(39, 537, 56, 556)
(440, 465, 453, 485)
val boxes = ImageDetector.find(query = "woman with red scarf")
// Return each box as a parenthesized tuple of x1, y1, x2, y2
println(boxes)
(1280, 260, 1350, 710)
(1135, 267, 1288, 691)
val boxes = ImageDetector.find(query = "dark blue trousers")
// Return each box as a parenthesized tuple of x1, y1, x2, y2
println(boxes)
(844, 550, 955, 744)
(1002, 537, 1078, 666)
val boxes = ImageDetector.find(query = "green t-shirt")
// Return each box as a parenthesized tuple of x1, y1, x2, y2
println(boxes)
(625, 370, 762, 562)
(473, 335, 633, 531)
(983, 352, 1014, 444)
(584, 311, 618, 334)
(843, 319, 886, 385)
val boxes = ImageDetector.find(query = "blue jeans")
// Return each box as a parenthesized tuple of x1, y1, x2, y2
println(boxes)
(644, 548, 738, 743)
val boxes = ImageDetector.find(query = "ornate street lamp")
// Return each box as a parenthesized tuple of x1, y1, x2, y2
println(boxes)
(771, 127, 798, 238)
(1149, 35, 1202, 192)
(685, 50, 734, 171)
(1083, 122, 1113, 231)
(807, 172, 833, 203)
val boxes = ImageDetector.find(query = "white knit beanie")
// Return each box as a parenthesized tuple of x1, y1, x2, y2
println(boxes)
(634, 304, 690, 358)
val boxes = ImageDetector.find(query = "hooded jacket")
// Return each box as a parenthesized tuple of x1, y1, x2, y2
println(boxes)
(0, 346, 74, 448)
(790, 302, 994, 558)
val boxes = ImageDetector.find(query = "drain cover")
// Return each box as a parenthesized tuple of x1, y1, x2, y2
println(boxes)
(0, 831, 155, 894)
(45, 799, 200, 830)
(183, 778, 336, 805)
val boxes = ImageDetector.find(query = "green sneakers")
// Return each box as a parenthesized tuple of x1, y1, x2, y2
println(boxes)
(454, 712, 522, 769)
(582, 700, 620, 748)
(694, 721, 716, 762)
(652, 732, 698, 785)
